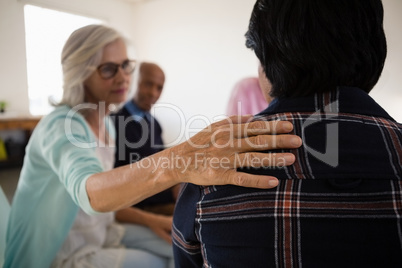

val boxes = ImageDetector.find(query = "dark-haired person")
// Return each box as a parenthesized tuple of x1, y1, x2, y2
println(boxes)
(172, 0, 402, 267)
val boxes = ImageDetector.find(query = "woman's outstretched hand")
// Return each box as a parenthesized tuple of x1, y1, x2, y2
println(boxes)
(88, 116, 302, 212)
(166, 115, 302, 189)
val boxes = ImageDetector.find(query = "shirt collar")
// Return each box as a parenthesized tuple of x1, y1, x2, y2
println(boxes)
(256, 86, 394, 121)
(124, 100, 152, 122)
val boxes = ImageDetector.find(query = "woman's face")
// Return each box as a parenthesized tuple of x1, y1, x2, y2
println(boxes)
(84, 38, 131, 108)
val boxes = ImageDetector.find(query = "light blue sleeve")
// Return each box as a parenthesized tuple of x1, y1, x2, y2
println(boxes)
(39, 107, 104, 215)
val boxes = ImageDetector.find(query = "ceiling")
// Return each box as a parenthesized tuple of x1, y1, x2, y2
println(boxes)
(118, 0, 151, 3)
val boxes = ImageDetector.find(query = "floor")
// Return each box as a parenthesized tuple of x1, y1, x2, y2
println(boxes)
(0, 168, 20, 204)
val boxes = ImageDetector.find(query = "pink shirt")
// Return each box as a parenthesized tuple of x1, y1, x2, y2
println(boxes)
(226, 77, 268, 116)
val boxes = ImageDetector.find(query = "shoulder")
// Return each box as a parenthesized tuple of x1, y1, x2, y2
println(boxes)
(117, 105, 131, 116)
(40, 105, 86, 126)
(152, 116, 162, 128)
(109, 106, 132, 131)
(34, 105, 94, 145)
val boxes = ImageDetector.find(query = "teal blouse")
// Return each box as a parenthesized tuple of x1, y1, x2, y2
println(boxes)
(4, 106, 115, 268)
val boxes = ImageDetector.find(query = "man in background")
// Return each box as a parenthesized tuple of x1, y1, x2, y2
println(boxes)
(113, 62, 178, 214)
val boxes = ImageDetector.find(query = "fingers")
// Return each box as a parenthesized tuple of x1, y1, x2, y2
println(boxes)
(203, 120, 300, 149)
(247, 120, 294, 135)
(213, 117, 293, 136)
(169, 118, 302, 190)
(215, 119, 294, 138)
(222, 169, 279, 189)
(232, 120, 294, 138)
(189, 119, 300, 150)
(235, 134, 302, 152)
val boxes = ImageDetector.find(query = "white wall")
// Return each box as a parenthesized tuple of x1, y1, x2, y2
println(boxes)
(0, 0, 401, 145)
(370, 0, 402, 122)
(131, 0, 260, 144)
(0, 0, 30, 115)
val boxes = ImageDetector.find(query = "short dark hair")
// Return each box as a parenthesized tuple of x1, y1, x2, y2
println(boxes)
(245, 0, 387, 98)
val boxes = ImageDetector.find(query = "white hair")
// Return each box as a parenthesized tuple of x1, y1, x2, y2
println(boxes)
(54, 24, 124, 108)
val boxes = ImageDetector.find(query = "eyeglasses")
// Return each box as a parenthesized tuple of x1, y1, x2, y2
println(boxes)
(97, 60, 136, 79)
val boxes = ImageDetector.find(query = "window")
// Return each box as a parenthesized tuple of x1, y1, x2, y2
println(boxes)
(24, 5, 102, 115)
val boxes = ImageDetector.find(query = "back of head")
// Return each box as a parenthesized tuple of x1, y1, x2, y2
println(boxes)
(246, 0, 387, 98)
(58, 24, 123, 108)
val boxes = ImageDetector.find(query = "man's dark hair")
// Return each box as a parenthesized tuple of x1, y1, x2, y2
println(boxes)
(245, 0, 387, 98)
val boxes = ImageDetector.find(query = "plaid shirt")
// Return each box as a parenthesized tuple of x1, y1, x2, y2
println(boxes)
(172, 87, 402, 268)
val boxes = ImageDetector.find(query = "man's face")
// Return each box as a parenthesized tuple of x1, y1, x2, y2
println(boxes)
(134, 64, 165, 111)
